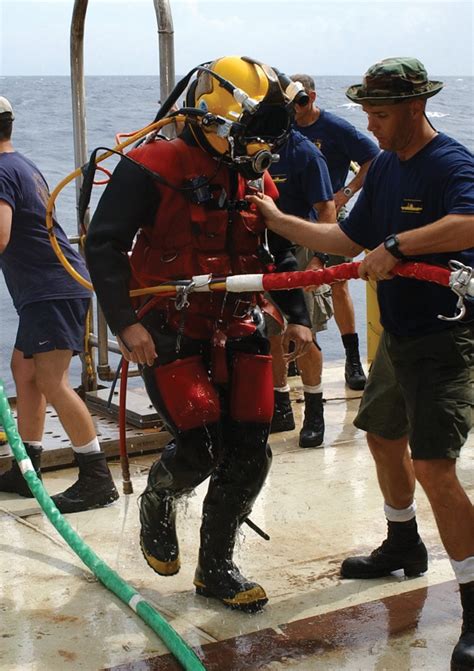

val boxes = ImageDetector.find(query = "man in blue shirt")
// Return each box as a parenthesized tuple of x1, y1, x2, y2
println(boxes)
(268, 127, 335, 448)
(291, 73, 380, 390)
(0, 96, 118, 513)
(249, 58, 474, 671)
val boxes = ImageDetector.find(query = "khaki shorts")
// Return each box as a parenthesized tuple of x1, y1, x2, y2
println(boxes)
(354, 324, 474, 459)
(330, 208, 353, 265)
(265, 246, 334, 336)
(294, 246, 333, 333)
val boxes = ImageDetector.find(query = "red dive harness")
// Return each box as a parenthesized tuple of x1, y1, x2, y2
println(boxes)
(117, 258, 474, 494)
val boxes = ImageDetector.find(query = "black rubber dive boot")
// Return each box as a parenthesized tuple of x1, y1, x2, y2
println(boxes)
(0, 443, 42, 498)
(451, 581, 474, 671)
(341, 518, 428, 578)
(194, 422, 272, 612)
(51, 452, 119, 514)
(194, 505, 268, 613)
(194, 549, 268, 613)
(139, 460, 183, 577)
(342, 333, 367, 391)
(270, 390, 295, 433)
(299, 392, 325, 448)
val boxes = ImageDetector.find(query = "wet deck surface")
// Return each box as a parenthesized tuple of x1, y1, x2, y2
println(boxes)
(1, 361, 472, 671)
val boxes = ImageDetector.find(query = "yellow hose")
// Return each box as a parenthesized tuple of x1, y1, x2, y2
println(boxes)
(45, 115, 187, 291)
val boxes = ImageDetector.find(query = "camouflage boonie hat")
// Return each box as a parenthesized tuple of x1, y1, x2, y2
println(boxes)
(346, 57, 443, 104)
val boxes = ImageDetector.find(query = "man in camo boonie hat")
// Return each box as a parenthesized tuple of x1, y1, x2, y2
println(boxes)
(346, 57, 443, 105)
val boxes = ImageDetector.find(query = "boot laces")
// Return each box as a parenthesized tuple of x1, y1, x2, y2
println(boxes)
(57, 477, 88, 499)
(371, 538, 395, 558)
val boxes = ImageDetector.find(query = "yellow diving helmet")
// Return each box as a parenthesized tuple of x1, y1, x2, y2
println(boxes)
(186, 56, 301, 178)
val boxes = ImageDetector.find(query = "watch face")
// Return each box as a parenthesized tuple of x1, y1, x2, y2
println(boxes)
(385, 235, 402, 258)
(343, 187, 353, 197)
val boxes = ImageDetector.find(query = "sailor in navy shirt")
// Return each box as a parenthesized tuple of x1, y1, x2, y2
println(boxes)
(0, 95, 118, 513)
(267, 127, 335, 447)
(250, 58, 474, 670)
(290, 72, 380, 390)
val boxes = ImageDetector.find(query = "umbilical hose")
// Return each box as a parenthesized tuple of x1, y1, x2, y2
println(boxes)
(0, 381, 206, 671)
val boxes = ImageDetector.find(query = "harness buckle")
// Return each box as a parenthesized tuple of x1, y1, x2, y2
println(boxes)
(438, 260, 473, 322)
(175, 281, 195, 311)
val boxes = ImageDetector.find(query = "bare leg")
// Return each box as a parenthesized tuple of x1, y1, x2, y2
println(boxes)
(11, 348, 46, 441)
(298, 342, 322, 387)
(414, 459, 474, 561)
(32, 350, 96, 446)
(367, 432, 416, 509)
(331, 281, 356, 336)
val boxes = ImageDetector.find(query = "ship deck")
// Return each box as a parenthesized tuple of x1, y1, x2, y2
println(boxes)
(0, 360, 472, 671)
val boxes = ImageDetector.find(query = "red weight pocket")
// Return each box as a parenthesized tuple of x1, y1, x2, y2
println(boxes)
(154, 356, 221, 430)
(230, 352, 274, 423)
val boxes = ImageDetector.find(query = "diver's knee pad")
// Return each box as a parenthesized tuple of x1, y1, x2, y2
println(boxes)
(145, 355, 221, 431)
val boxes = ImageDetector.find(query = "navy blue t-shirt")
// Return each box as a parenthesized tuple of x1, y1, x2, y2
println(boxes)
(0, 151, 91, 311)
(270, 129, 333, 219)
(340, 133, 474, 336)
(295, 110, 379, 192)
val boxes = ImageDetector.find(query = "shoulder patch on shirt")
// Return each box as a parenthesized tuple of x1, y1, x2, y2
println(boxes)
(401, 199, 423, 214)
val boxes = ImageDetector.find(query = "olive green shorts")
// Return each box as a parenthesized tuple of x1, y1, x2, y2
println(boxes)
(354, 324, 474, 459)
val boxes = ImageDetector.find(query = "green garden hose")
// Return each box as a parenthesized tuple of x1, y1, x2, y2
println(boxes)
(0, 380, 206, 671)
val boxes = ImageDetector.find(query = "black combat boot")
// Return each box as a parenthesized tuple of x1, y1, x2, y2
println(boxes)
(341, 518, 428, 578)
(342, 333, 367, 391)
(287, 360, 299, 377)
(451, 581, 474, 671)
(0, 443, 42, 498)
(194, 504, 268, 613)
(51, 451, 119, 514)
(270, 390, 295, 433)
(299, 392, 324, 448)
(139, 460, 183, 577)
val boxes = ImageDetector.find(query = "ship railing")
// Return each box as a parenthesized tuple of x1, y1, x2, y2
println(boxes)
(70, 0, 175, 391)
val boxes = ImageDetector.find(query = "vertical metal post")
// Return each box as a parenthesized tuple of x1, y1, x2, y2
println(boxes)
(69, 0, 175, 387)
(153, 0, 175, 103)
(70, 0, 100, 390)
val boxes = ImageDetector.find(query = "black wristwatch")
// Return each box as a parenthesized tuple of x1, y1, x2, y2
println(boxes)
(384, 234, 406, 260)
(313, 251, 330, 265)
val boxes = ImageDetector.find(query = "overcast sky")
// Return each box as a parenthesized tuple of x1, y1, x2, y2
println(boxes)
(0, 0, 473, 77)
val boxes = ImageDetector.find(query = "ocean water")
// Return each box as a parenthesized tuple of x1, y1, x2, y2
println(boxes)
(0, 75, 473, 394)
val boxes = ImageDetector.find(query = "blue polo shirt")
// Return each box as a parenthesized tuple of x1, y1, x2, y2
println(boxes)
(295, 110, 379, 192)
(270, 129, 333, 219)
(0, 151, 91, 311)
(340, 133, 474, 336)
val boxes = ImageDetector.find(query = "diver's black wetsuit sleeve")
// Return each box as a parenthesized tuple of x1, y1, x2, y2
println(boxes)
(268, 230, 312, 328)
(85, 157, 160, 334)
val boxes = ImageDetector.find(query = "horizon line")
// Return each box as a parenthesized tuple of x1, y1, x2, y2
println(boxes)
(1, 72, 472, 78)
